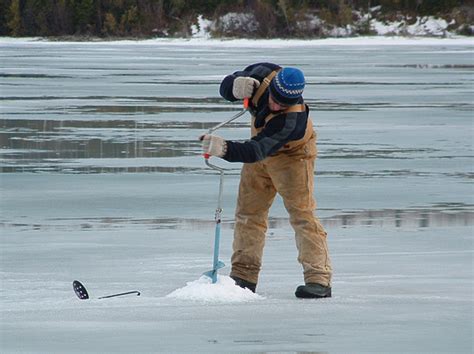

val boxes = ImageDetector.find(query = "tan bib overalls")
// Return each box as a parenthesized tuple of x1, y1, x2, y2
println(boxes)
(230, 70, 332, 286)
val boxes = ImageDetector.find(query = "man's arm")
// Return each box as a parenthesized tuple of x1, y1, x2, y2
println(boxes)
(223, 113, 298, 163)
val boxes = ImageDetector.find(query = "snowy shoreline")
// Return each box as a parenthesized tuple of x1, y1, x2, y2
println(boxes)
(0, 36, 473, 47)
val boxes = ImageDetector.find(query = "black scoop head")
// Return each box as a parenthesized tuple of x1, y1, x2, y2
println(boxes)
(73, 280, 89, 300)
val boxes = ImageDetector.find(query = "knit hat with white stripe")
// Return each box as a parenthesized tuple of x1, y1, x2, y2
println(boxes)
(269, 67, 305, 105)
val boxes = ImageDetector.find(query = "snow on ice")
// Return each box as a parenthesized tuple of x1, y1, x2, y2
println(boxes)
(166, 276, 264, 303)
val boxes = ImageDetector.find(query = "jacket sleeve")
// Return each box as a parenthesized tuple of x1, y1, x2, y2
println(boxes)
(223, 112, 299, 163)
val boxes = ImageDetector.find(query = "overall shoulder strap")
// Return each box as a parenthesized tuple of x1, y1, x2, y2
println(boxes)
(252, 69, 280, 107)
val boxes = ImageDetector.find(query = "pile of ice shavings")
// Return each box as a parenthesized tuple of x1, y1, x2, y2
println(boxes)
(166, 275, 264, 303)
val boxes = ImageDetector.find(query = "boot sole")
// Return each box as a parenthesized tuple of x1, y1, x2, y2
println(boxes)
(295, 286, 332, 299)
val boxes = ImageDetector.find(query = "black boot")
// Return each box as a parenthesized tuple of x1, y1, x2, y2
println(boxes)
(231, 276, 257, 293)
(295, 283, 332, 299)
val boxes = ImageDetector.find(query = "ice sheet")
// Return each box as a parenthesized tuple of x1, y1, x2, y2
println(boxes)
(0, 38, 473, 353)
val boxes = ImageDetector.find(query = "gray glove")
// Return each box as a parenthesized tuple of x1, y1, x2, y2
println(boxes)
(200, 134, 227, 157)
(232, 77, 260, 99)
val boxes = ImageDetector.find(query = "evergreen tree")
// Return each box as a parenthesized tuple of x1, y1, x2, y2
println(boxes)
(6, 0, 22, 36)
(0, 0, 471, 37)
(72, 0, 96, 34)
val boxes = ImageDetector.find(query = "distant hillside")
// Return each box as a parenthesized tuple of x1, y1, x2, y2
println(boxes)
(1, 0, 473, 38)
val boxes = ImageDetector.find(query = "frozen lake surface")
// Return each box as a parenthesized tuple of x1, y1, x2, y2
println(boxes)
(1, 37, 473, 353)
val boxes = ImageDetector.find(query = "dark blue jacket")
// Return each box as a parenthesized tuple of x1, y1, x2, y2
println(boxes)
(219, 62, 309, 163)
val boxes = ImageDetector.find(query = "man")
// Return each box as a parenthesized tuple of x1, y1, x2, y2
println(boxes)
(201, 62, 332, 298)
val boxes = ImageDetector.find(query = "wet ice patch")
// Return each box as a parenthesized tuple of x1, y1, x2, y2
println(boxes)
(166, 275, 264, 303)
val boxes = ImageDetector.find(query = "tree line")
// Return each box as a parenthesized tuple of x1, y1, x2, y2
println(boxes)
(1, 0, 472, 38)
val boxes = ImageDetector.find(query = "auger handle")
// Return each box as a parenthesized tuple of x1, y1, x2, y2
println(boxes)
(203, 98, 249, 162)
(243, 97, 249, 109)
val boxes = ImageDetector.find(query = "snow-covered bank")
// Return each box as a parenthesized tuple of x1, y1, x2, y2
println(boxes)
(0, 36, 472, 47)
(206, 9, 472, 39)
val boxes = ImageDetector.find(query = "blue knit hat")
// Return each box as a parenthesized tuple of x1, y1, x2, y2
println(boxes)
(269, 67, 305, 105)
